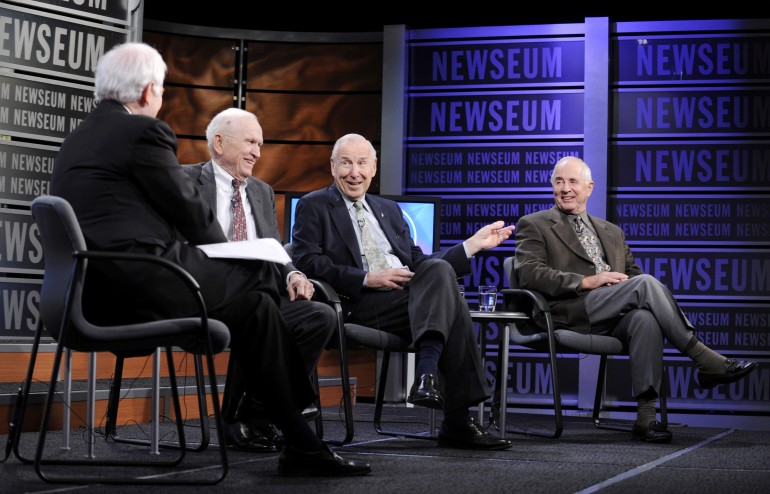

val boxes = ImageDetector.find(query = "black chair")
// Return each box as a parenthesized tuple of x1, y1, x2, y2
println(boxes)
(284, 244, 437, 445)
(495, 256, 667, 439)
(7, 195, 231, 485)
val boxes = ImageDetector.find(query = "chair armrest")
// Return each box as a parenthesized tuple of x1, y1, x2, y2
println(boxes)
(500, 288, 552, 338)
(500, 288, 550, 315)
(76, 250, 208, 319)
(309, 278, 342, 305)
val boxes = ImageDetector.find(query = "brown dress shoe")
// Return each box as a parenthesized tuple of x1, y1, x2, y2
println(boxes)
(697, 359, 758, 389)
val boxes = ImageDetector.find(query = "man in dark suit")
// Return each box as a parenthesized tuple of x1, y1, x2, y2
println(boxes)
(514, 155, 758, 443)
(184, 108, 335, 452)
(291, 133, 513, 451)
(49, 42, 369, 476)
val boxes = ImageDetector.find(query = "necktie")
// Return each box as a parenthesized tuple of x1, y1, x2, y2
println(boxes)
(574, 216, 610, 273)
(353, 201, 389, 272)
(231, 179, 248, 242)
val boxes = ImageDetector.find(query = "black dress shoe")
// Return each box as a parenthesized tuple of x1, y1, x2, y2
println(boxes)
(697, 359, 758, 390)
(437, 417, 512, 450)
(407, 373, 444, 410)
(632, 420, 672, 444)
(302, 406, 320, 421)
(277, 444, 371, 476)
(223, 421, 278, 453)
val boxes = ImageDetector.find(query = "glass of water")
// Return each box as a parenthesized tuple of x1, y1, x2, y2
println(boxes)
(478, 285, 497, 312)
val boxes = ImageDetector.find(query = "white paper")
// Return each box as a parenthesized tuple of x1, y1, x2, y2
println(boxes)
(198, 238, 291, 264)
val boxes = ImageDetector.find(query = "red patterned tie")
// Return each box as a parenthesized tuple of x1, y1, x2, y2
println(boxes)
(231, 179, 248, 241)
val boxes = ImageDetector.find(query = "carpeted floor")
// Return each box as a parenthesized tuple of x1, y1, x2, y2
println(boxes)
(2, 402, 769, 493)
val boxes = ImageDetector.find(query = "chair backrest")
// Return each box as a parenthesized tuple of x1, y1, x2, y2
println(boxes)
(31, 195, 231, 354)
(31, 195, 88, 345)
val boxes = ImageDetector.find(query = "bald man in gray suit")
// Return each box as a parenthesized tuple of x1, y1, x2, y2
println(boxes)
(513, 156, 758, 444)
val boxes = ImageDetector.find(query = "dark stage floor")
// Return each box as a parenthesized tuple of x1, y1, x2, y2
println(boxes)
(2, 402, 769, 493)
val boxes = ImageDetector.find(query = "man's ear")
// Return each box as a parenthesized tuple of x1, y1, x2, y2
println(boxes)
(139, 83, 153, 106)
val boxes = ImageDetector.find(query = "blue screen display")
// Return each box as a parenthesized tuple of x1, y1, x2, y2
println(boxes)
(286, 195, 438, 254)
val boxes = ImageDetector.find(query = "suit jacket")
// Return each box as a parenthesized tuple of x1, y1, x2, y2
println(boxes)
(183, 161, 296, 289)
(291, 184, 470, 316)
(51, 100, 242, 318)
(513, 205, 642, 333)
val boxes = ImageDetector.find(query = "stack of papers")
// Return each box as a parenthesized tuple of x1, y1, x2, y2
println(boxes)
(198, 238, 291, 264)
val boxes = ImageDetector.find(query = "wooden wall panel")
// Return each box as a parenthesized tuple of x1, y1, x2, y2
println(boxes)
(161, 87, 234, 137)
(246, 42, 382, 91)
(245, 93, 381, 142)
(143, 32, 237, 87)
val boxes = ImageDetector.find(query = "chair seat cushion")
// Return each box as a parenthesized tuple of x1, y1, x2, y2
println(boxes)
(508, 324, 625, 355)
(344, 324, 416, 352)
(553, 329, 625, 354)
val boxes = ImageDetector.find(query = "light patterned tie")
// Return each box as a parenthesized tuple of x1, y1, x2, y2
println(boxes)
(353, 201, 389, 272)
(231, 179, 248, 242)
(574, 216, 610, 274)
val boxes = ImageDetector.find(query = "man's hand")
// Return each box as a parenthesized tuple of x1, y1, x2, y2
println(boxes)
(287, 272, 314, 301)
(366, 267, 414, 290)
(465, 220, 515, 256)
(581, 271, 629, 290)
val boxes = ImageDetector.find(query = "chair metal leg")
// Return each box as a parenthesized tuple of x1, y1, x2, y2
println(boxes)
(86, 351, 97, 458)
(492, 320, 563, 439)
(593, 357, 670, 430)
(373, 351, 437, 440)
(8, 318, 45, 465)
(310, 369, 324, 440)
(31, 343, 227, 485)
(105, 353, 210, 452)
(62, 348, 72, 452)
(321, 308, 356, 446)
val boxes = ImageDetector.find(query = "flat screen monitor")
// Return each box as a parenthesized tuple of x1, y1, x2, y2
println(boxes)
(283, 192, 441, 254)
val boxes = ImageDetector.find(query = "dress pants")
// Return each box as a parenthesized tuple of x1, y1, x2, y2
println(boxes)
(222, 297, 336, 422)
(584, 274, 696, 397)
(348, 258, 489, 412)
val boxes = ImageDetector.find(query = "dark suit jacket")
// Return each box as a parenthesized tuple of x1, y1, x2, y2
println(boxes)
(51, 100, 243, 317)
(513, 205, 642, 333)
(183, 160, 297, 289)
(291, 184, 470, 316)
(51, 100, 314, 415)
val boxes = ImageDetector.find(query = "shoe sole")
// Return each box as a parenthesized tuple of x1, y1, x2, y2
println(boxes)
(407, 397, 444, 410)
(632, 434, 672, 444)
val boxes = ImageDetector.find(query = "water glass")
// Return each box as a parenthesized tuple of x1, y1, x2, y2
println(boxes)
(458, 283, 466, 298)
(478, 285, 497, 312)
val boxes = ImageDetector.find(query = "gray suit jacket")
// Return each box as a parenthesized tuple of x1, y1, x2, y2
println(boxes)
(513, 205, 642, 333)
(183, 161, 297, 288)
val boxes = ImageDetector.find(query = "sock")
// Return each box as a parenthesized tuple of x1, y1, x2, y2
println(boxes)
(415, 333, 443, 377)
(635, 398, 657, 427)
(443, 407, 471, 426)
(686, 340, 726, 373)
